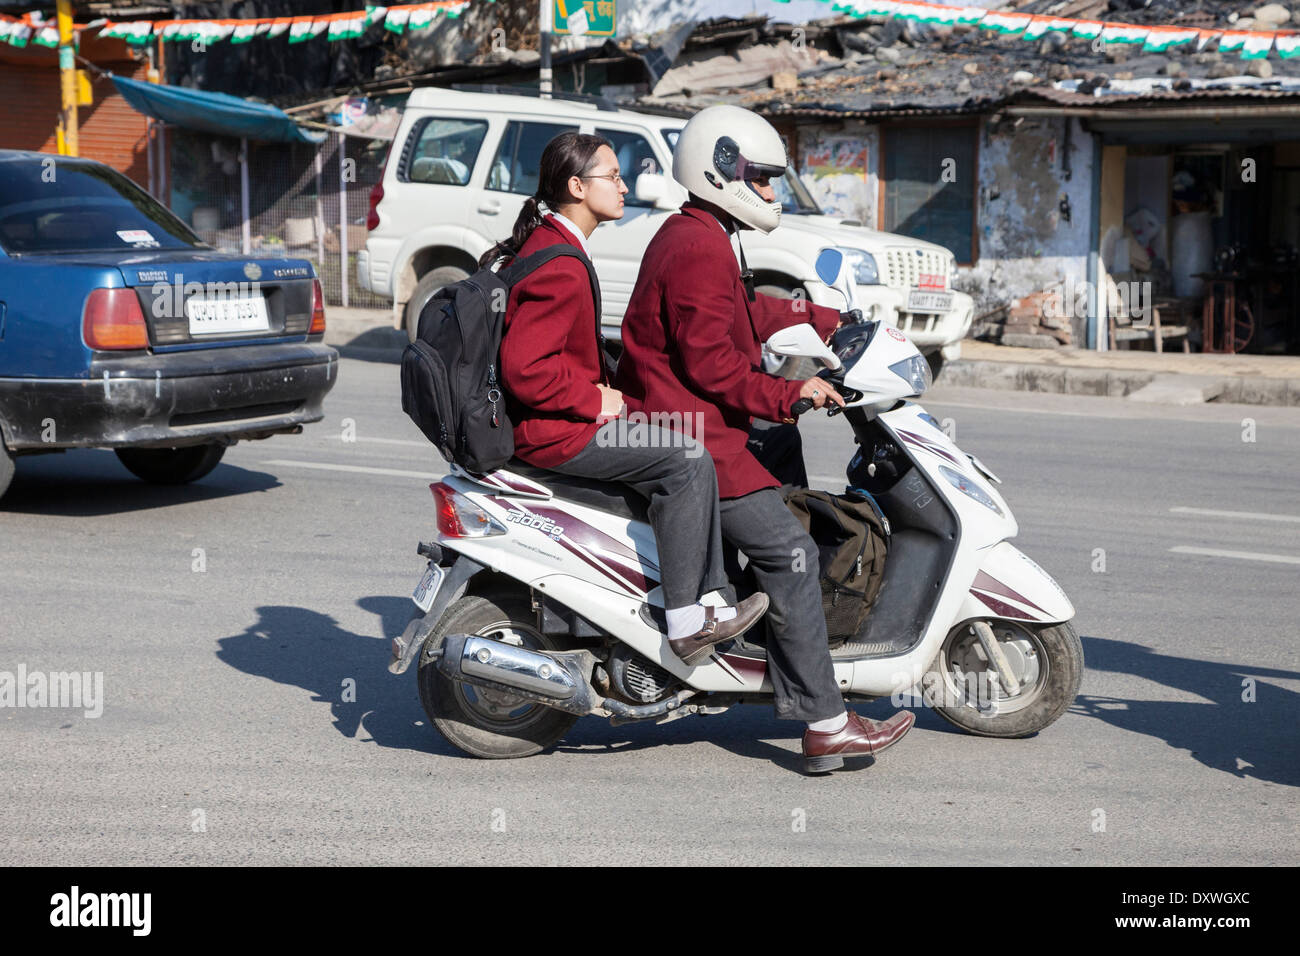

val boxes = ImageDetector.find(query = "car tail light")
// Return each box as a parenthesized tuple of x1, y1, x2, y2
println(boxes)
(431, 482, 506, 538)
(309, 279, 326, 334)
(83, 288, 149, 350)
(367, 147, 390, 231)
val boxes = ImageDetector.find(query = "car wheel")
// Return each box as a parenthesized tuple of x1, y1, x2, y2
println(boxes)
(756, 283, 817, 381)
(0, 440, 14, 501)
(405, 266, 471, 341)
(925, 350, 945, 381)
(114, 443, 226, 485)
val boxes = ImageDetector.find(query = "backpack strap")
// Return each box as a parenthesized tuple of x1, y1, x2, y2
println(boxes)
(501, 245, 602, 318)
(499, 244, 612, 382)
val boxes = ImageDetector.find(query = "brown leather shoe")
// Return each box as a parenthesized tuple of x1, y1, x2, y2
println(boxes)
(802, 710, 916, 774)
(668, 593, 770, 666)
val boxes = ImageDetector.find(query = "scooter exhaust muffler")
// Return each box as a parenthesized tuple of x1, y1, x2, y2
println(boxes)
(435, 634, 599, 716)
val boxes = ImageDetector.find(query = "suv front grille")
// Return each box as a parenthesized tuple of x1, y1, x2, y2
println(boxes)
(883, 248, 950, 292)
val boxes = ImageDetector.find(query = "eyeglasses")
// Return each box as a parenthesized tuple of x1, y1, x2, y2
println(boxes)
(580, 171, 624, 185)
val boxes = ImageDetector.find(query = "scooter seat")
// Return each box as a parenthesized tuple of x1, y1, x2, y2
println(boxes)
(503, 459, 651, 523)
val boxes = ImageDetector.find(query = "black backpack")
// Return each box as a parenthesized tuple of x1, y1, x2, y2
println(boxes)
(400, 246, 602, 473)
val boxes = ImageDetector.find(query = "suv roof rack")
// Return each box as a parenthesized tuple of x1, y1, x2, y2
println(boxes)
(449, 83, 621, 113)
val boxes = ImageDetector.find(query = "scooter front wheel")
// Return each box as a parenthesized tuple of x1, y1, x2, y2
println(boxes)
(925, 620, 1083, 738)
(417, 593, 578, 758)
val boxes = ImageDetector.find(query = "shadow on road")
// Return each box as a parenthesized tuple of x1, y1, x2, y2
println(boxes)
(2, 449, 280, 515)
(1076, 635, 1300, 787)
(213, 599, 935, 773)
(215, 598, 462, 757)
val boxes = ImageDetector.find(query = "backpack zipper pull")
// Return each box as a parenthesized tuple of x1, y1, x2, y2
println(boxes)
(487, 364, 501, 428)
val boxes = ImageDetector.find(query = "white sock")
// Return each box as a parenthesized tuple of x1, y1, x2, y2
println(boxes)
(665, 603, 738, 639)
(665, 604, 705, 640)
(807, 711, 849, 733)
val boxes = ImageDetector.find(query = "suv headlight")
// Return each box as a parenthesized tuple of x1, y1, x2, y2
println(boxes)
(949, 257, 959, 284)
(888, 355, 932, 395)
(833, 246, 880, 285)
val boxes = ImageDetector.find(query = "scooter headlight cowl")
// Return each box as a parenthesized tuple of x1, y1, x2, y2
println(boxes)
(938, 465, 1004, 516)
(888, 355, 932, 396)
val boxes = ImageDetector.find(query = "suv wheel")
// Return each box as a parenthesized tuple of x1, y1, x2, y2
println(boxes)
(405, 266, 470, 341)
(925, 350, 945, 381)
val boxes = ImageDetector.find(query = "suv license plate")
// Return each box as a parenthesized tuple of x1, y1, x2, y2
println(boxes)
(412, 562, 445, 613)
(186, 294, 270, 335)
(906, 290, 953, 314)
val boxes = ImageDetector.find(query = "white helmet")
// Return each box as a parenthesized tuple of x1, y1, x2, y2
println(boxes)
(672, 105, 788, 234)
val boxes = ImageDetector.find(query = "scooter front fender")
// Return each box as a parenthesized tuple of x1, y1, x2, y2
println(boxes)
(955, 541, 1074, 626)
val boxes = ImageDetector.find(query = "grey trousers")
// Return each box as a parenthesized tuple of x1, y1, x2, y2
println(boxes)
(719, 488, 845, 722)
(551, 421, 729, 609)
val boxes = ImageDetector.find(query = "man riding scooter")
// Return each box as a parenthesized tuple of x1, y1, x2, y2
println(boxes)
(615, 105, 917, 773)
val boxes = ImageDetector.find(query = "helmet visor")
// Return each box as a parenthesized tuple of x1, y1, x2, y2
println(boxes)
(714, 136, 788, 184)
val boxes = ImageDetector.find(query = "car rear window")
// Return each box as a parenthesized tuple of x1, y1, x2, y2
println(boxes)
(401, 117, 488, 186)
(0, 159, 203, 255)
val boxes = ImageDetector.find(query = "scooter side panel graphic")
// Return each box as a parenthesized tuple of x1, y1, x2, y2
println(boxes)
(957, 541, 1075, 625)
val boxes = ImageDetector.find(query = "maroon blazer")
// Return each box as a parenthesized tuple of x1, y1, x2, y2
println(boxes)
(615, 202, 839, 499)
(499, 216, 605, 468)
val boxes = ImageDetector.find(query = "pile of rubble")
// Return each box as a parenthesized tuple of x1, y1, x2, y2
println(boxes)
(994, 289, 1075, 349)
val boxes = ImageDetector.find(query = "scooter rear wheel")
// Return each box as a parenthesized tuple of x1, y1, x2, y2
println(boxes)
(925, 620, 1083, 738)
(417, 593, 578, 758)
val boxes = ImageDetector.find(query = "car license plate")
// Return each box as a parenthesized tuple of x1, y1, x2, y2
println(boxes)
(412, 562, 445, 613)
(906, 290, 954, 314)
(186, 293, 270, 335)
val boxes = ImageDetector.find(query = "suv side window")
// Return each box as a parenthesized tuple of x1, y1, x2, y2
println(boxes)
(401, 117, 488, 186)
(488, 121, 578, 195)
(596, 128, 663, 208)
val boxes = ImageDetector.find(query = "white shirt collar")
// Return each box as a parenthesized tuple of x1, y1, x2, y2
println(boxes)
(547, 212, 591, 258)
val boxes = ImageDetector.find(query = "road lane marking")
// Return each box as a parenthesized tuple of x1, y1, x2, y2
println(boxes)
(1170, 506, 1300, 524)
(1169, 545, 1300, 565)
(263, 459, 442, 480)
(325, 435, 429, 447)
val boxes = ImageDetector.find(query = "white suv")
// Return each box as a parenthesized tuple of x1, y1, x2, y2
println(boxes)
(359, 87, 974, 373)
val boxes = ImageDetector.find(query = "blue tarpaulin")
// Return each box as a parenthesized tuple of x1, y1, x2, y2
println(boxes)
(111, 75, 326, 144)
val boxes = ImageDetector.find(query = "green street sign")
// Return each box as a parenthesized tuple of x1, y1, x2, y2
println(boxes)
(553, 0, 616, 37)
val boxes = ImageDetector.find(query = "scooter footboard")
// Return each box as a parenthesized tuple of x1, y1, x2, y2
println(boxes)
(956, 541, 1074, 626)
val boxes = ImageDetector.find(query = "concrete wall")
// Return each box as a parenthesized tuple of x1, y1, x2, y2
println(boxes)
(967, 115, 1095, 341)
(790, 113, 1099, 344)
(797, 122, 879, 226)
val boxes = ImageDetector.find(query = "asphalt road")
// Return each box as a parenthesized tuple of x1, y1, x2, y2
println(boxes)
(3, 357, 1298, 866)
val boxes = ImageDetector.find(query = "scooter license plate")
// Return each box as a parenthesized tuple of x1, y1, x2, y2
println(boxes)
(412, 562, 445, 613)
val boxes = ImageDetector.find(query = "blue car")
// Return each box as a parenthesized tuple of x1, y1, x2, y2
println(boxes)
(0, 150, 337, 499)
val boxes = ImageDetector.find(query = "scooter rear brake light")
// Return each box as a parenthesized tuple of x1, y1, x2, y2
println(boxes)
(431, 482, 506, 538)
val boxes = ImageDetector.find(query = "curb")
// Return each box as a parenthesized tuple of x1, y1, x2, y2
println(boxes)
(942, 359, 1300, 407)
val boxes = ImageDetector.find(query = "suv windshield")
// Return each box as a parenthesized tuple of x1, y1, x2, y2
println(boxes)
(0, 159, 203, 255)
(658, 128, 822, 215)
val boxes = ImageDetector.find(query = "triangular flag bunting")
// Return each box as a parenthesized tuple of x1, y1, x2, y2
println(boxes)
(1240, 34, 1273, 59)
(1143, 27, 1199, 52)
(328, 12, 369, 40)
(1100, 24, 1148, 44)
(1276, 34, 1300, 57)
(980, 13, 1031, 34)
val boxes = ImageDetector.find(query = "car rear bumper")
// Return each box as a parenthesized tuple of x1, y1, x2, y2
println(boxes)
(0, 342, 338, 451)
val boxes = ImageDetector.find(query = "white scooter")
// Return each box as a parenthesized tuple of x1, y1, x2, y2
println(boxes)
(389, 248, 1082, 759)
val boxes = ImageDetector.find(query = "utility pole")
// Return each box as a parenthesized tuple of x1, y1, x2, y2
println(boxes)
(539, 0, 552, 97)
(56, 0, 78, 156)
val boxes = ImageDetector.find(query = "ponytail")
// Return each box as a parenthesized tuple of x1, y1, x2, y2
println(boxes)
(478, 195, 546, 268)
